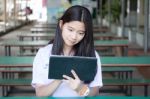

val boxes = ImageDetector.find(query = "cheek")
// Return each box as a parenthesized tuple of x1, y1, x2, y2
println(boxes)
(61, 29, 67, 38)
(62, 28, 69, 36)
(78, 35, 85, 41)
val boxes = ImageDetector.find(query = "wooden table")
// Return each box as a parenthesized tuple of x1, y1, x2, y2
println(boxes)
(17, 33, 115, 41)
(0, 40, 48, 56)
(93, 26, 110, 33)
(30, 28, 55, 33)
(0, 40, 128, 56)
(17, 33, 55, 41)
(0, 56, 150, 96)
(95, 40, 128, 56)
(0, 56, 150, 67)
(33, 24, 57, 28)
(0, 56, 33, 96)
(101, 56, 150, 67)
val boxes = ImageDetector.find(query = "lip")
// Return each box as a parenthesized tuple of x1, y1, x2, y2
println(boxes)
(68, 39, 76, 44)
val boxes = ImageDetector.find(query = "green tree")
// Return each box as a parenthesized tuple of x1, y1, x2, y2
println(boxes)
(103, 0, 121, 23)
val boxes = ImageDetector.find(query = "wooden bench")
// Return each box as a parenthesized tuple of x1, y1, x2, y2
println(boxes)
(17, 33, 115, 41)
(0, 78, 150, 96)
(0, 56, 150, 96)
(30, 28, 55, 33)
(17, 33, 54, 41)
(102, 67, 136, 79)
(0, 67, 136, 96)
(0, 68, 32, 96)
(0, 79, 31, 86)
(95, 40, 128, 56)
(103, 78, 150, 96)
(0, 68, 32, 73)
(0, 78, 32, 96)
(0, 40, 128, 56)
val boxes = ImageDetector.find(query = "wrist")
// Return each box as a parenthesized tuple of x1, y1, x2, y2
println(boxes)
(75, 84, 90, 96)
(75, 82, 83, 92)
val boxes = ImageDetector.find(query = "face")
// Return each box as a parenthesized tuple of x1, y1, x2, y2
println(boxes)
(60, 21, 85, 49)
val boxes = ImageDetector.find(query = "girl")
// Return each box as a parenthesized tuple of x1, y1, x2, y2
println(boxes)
(32, 5, 103, 97)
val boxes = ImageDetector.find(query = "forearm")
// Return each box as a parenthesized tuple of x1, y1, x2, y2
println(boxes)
(75, 83, 99, 96)
(35, 80, 62, 97)
(76, 85, 99, 96)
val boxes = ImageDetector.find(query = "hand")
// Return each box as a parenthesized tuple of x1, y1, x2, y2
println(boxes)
(54, 79, 62, 83)
(63, 69, 82, 90)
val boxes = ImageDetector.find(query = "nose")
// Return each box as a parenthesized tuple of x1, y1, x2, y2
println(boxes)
(71, 32, 77, 40)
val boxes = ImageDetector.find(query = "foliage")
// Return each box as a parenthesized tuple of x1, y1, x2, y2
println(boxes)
(102, 0, 121, 23)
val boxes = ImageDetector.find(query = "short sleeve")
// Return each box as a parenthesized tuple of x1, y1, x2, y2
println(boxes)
(89, 51, 103, 88)
(31, 47, 52, 87)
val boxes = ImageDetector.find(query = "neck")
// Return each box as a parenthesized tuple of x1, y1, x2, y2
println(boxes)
(63, 46, 74, 56)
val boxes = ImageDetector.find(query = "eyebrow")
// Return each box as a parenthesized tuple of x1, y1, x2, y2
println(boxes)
(68, 26, 85, 32)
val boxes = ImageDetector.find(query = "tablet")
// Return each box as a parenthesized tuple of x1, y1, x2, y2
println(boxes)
(48, 55, 97, 81)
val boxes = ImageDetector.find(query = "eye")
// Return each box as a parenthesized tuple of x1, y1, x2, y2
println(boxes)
(68, 28, 73, 32)
(79, 32, 85, 36)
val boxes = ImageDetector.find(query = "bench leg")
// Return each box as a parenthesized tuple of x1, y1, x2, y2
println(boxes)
(144, 85, 148, 96)
(127, 71, 133, 96)
(2, 72, 8, 96)
(122, 71, 133, 96)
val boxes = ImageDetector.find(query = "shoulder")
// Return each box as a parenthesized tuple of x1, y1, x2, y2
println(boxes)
(38, 44, 53, 52)
(33, 44, 53, 64)
(94, 50, 101, 64)
(36, 44, 53, 57)
(94, 50, 100, 59)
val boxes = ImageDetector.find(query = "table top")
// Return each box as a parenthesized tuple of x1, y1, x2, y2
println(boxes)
(101, 56, 150, 67)
(30, 28, 55, 32)
(0, 56, 150, 67)
(0, 56, 33, 67)
(94, 39, 128, 47)
(0, 40, 128, 47)
(17, 33, 114, 37)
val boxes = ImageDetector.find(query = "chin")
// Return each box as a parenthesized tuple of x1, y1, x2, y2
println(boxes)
(65, 44, 74, 47)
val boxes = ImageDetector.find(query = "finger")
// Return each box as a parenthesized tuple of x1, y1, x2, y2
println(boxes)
(63, 75, 73, 81)
(71, 69, 80, 80)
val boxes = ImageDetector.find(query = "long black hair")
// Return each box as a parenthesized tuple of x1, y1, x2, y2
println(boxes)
(51, 5, 95, 57)
(50, 5, 96, 83)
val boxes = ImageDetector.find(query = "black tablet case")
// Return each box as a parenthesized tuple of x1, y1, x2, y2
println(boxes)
(48, 56, 97, 81)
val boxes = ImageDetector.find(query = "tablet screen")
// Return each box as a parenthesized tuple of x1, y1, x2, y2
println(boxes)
(48, 56, 97, 81)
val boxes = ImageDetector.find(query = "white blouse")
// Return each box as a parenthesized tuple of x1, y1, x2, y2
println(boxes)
(31, 44, 103, 97)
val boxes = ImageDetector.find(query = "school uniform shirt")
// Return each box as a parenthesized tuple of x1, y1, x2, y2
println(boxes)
(31, 44, 103, 97)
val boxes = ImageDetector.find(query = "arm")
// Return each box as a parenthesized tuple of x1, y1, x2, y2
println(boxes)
(63, 70, 99, 96)
(35, 80, 62, 97)
(32, 48, 62, 97)
(63, 70, 100, 96)
(75, 84, 99, 96)
(75, 51, 102, 96)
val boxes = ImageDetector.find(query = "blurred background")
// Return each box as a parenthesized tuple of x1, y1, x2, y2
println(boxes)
(0, 0, 150, 97)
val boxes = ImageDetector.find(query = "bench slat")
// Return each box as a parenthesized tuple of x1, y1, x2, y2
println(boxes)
(0, 79, 31, 86)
